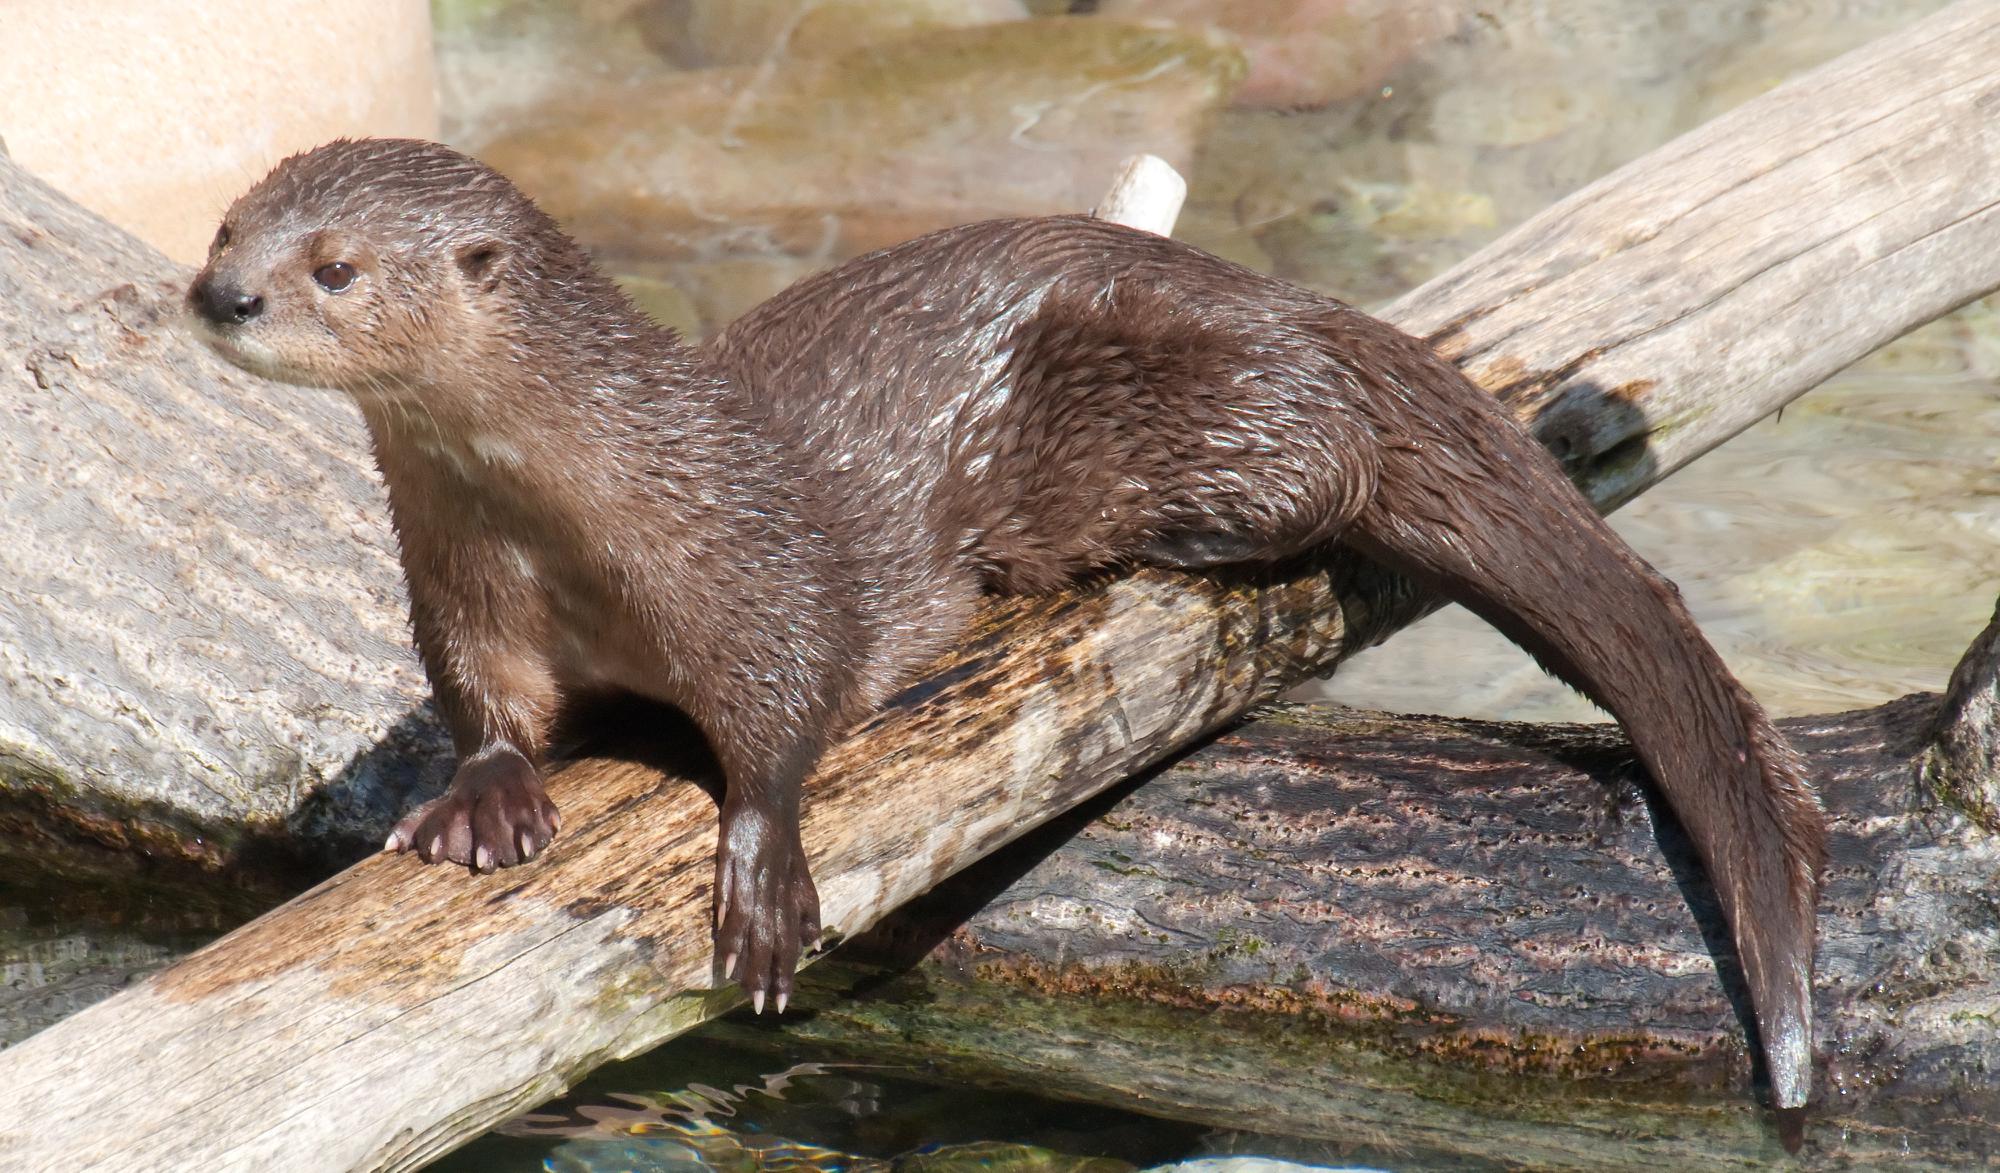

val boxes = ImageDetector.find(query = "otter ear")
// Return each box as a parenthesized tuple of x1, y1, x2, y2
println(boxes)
(456, 240, 508, 290)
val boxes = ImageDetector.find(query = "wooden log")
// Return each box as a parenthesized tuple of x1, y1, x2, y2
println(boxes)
(1923, 595, 2000, 831)
(1091, 153, 1187, 237)
(711, 683, 2000, 1167)
(4, 2, 2000, 1169)
(0, 137, 447, 881)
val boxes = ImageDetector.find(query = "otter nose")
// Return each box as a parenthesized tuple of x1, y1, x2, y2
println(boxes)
(191, 277, 265, 326)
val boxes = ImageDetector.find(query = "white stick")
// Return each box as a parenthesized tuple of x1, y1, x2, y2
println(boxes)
(1092, 154, 1187, 237)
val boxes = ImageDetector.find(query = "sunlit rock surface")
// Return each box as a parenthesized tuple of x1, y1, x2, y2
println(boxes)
(468, 18, 1243, 279)
(0, 0, 438, 264)
(659, 0, 1031, 65)
(0, 152, 450, 881)
(1095, 0, 1450, 109)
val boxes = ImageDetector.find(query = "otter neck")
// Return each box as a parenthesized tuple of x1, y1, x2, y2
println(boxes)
(357, 308, 726, 520)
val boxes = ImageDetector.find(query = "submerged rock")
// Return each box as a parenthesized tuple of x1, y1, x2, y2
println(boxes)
(473, 18, 1243, 267)
(652, 0, 1032, 66)
(1094, 0, 1450, 110)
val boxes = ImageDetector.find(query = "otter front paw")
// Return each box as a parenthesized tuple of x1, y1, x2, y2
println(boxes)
(713, 802, 822, 1014)
(385, 745, 562, 872)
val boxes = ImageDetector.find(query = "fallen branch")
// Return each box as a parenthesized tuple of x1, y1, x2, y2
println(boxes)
(3, 2, 2000, 1169)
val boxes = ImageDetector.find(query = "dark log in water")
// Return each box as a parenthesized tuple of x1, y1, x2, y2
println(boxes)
(733, 684, 2000, 1167)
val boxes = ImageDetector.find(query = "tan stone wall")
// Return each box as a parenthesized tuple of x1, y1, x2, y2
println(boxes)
(0, 0, 438, 263)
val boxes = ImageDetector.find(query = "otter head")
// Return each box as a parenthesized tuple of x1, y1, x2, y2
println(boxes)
(188, 138, 567, 400)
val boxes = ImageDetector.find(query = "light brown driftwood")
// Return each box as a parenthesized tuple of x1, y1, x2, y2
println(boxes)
(1091, 152, 1187, 236)
(3, 3, 2000, 1170)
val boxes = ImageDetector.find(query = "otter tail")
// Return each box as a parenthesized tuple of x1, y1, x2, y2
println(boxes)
(1339, 366, 1825, 1139)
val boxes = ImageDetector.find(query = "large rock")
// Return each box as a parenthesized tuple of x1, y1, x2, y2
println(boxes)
(1094, 0, 1450, 109)
(658, 0, 1031, 65)
(0, 0, 437, 264)
(0, 150, 448, 881)
(472, 18, 1243, 267)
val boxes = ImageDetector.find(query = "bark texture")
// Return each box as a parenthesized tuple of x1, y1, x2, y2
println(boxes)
(1924, 596, 2000, 831)
(0, 151, 449, 881)
(737, 688, 1998, 1168)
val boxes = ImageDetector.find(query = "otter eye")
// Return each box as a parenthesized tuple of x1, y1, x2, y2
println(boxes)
(210, 224, 230, 255)
(313, 261, 357, 293)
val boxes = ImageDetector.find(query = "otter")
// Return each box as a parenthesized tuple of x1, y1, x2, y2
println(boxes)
(188, 139, 1823, 1146)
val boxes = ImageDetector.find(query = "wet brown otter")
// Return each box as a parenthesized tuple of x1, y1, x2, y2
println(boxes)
(189, 139, 1823, 1143)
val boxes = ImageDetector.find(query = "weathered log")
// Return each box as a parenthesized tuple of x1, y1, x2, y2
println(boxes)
(1924, 595, 2000, 831)
(707, 682, 2000, 1168)
(3, 3, 2000, 1170)
(0, 139, 446, 881)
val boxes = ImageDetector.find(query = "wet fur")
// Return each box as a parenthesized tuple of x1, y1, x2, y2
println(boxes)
(190, 140, 1825, 1130)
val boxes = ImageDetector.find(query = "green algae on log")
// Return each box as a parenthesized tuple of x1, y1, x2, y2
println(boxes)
(5, 3, 2000, 1170)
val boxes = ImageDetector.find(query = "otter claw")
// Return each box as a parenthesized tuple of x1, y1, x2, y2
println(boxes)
(388, 745, 559, 871)
(1774, 1107, 1807, 1154)
(712, 803, 820, 1011)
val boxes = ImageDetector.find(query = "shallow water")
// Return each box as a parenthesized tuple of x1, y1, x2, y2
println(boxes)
(5, 1, 1994, 1169)
(429, 1031, 1415, 1173)
(1323, 330, 2000, 723)
(0, 858, 247, 1048)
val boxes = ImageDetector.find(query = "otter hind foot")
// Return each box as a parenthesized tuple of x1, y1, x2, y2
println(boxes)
(385, 744, 562, 872)
(713, 802, 823, 1014)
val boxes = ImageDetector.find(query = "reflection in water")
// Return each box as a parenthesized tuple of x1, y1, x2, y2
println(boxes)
(496, 1060, 897, 1172)
(431, 1033, 1243, 1173)
(0, 859, 249, 1047)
